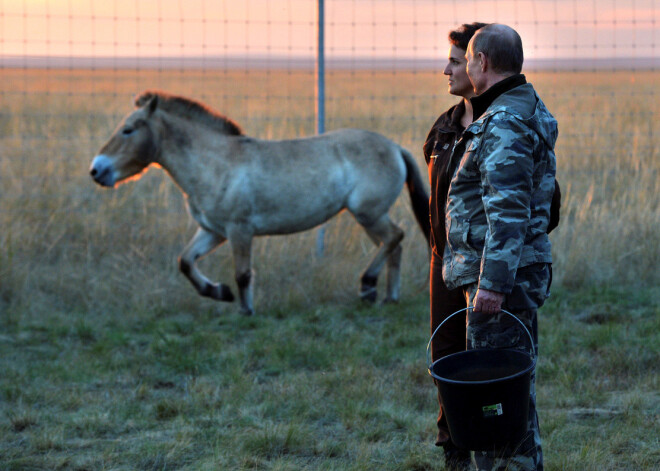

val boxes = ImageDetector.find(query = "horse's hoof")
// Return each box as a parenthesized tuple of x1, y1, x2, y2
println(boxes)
(359, 287, 377, 303)
(359, 274, 378, 303)
(382, 297, 399, 304)
(219, 284, 235, 302)
(202, 283, 234, 302)
(240, 308, 254, 316)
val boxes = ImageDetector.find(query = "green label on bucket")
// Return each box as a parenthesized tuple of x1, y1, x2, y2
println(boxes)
(482, 403, 503, 418)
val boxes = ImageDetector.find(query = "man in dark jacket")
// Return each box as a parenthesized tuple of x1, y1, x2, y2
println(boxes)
(442, 24, 558, 470)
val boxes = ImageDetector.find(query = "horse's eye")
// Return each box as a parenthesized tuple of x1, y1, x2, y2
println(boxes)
(122, 127, 134, 136)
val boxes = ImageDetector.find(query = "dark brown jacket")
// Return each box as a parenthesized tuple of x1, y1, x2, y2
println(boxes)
(423, 100, 467, 258)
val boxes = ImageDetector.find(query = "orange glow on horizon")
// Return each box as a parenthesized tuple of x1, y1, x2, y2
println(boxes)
(1, 0, 657, 60)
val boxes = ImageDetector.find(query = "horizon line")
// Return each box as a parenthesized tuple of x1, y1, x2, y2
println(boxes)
(2, 54, 658, 71)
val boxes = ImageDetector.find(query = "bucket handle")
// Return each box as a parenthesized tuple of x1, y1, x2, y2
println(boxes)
(426, 307, 536, 370)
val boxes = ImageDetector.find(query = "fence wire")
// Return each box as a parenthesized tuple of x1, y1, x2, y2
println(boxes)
(1, 1, 658, 252)
(1, 0, 657, 142)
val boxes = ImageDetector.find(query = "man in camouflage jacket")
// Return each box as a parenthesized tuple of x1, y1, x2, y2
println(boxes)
(443, 24, 557, 470)
(443, 78, 557, 296)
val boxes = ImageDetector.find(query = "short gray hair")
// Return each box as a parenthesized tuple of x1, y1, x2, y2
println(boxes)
(470, 24, 523, 75)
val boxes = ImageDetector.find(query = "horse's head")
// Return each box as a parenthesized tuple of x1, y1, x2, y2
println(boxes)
(90, 94, 161, 187)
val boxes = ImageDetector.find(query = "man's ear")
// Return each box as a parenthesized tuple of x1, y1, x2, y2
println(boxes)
(477, 52, 488, 72)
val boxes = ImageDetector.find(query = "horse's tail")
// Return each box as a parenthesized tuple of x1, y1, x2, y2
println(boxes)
(400, 147, 431, 242)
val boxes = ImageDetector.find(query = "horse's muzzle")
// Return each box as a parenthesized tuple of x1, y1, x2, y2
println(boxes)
(90, 154, 116, 187)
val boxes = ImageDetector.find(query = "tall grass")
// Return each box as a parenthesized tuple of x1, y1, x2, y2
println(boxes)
(0, 68, 658, 469)
(0, 69, 657, 319)
(528, 71, 659, 287)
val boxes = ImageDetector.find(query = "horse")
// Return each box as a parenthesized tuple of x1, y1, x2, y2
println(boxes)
(90, 91, 430, 315)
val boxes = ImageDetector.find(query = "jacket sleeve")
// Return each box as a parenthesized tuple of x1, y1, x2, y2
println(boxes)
(476, 114, 535, 294)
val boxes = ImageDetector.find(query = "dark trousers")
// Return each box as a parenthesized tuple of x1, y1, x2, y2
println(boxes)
(429, 252, 467, 445)
(464, 263, 550, 471)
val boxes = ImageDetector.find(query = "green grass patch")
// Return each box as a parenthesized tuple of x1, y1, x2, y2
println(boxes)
(1, 285, 658, 469)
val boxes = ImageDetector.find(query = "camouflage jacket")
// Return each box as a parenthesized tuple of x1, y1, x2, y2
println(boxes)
(442, 79, 558, 293)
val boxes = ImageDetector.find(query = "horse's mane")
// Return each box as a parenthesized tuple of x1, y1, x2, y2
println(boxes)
(135, 90, 244, 136)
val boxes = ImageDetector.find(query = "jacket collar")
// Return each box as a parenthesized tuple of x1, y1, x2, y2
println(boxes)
(471, 74, 527, 120)
(434, 99, 467, 134)
(447, 99, 467, 132)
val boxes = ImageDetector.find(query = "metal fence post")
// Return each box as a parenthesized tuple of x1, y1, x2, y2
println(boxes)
(315, 0, 327, 256)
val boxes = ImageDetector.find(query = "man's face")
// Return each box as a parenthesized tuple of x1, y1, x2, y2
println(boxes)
(443, 44, 474, 98)
(466, 40, 485, 94)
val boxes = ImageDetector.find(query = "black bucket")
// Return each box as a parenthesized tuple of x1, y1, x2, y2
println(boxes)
(427, 309, 535, 451)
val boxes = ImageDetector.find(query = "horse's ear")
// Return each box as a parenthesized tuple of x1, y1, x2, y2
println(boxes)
(134, 92, 158, 115)
(146, 95, 159, 115)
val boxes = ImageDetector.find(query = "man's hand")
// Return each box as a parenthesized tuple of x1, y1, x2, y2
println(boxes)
(473, 288, 505, 315)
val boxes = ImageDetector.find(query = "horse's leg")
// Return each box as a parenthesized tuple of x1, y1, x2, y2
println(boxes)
(358, 215, 404, 303)
(178, 227, 234, 302)
(228, 230, 255, 316)
(384, 242, 403, 303)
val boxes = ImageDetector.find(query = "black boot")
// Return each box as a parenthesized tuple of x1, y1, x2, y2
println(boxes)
(441, 440, 472, 471)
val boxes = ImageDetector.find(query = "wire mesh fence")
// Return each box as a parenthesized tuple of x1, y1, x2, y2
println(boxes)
(2, 0, 657, 139)
(1, 0, 658, 290)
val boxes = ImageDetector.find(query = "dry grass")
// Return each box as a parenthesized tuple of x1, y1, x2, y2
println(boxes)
(0, 67, 658, 469)
(1, 68, 658, 313)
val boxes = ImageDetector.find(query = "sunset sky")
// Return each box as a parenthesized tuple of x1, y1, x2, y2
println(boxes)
(1, 0, 657, 61)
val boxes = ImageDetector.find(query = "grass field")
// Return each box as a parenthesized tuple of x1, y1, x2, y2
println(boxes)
(0, 68, 659, 469)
